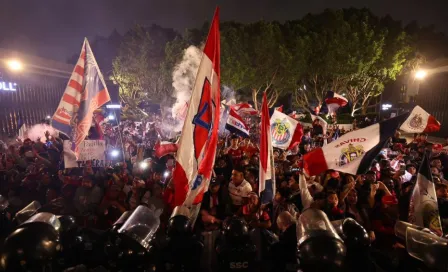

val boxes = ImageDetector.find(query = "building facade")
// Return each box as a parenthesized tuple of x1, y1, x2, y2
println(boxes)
(0, 49, 73, 137)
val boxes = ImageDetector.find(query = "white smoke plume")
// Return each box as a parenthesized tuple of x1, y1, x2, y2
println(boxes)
(24, 124, 58, 142)
(171, 45, 202, 131)
(221, 85, 236, 106)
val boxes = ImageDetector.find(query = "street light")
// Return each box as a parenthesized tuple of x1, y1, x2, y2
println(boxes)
(415, 70, 427, 80)
(6, 59, 23, 71)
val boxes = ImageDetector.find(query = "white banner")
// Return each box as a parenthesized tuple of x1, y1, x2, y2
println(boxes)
(64, 140, 106, 168)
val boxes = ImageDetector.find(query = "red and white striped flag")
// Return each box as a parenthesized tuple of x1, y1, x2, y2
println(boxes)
(232, 102, 259, 116)
(173, 8, 221, 208)
(52, 38, 110, 157)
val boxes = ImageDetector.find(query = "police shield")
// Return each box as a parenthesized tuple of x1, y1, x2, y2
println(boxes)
(405, 227, 448, 271)
(14, 200, 41, 225)
(1, 212, 61, 271)
(118, 205, 162, 250)
(22, 212, 61, 230)
(297, 209, 346, 271)
(394, 220, 435, 241)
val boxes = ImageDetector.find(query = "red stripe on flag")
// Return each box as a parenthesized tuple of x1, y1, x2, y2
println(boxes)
(260, 92, 270, 172)
(424, 115, 441, 133)
(303, 148, 329, 176)
(74, 65, 84, 77)
(62, 93, 80, 106)
(96, 89, 111, 106)
(287, 123, 303, 150)
(173, 165, 189, 207)
(69, 79, 83, 93)
(202, 7, 220, 77)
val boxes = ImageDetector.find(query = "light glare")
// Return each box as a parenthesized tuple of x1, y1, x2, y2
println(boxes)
(7, 59, 23, 71)
(415, 70, 427, 80)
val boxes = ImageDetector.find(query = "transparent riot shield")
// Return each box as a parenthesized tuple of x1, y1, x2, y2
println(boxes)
(15, 200, 41, 225)
(406, 227, 448, 271)
(112, 211, 131, 229)
(394, 220, 435, 241)
(23, 212, 61, 231)
(297, 208, 343, 245)
(118, 205, 162, 250)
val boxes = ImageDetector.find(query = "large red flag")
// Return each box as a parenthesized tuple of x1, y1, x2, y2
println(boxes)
(259, 92, 275, 203)
(173, 8, 220, 207)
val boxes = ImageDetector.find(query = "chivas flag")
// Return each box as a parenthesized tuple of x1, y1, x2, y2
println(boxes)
(303, 114, 407, 176)
(225, 108, 249, 137)
(270, 110, 303, 150)
(409, 152, 443, 236)
(260, 92, 275, 203)
(325, 91, 348, 115)
(52, 38, 110, 157)
(400, 106, 441, 133)
(173, 8, 220, 207)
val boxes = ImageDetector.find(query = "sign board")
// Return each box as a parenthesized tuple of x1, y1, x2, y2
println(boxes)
(63, 140, 106, 168)
(0, 81, 17, 92)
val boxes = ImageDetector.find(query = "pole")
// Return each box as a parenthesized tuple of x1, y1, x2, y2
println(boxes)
(112, 109, 126, 164)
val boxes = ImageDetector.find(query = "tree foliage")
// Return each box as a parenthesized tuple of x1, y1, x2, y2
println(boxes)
(112, 24, 176, 117)
(160, 8, 426, 116)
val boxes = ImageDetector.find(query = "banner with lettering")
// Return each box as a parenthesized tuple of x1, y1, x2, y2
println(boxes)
(64, 140, 106, 168)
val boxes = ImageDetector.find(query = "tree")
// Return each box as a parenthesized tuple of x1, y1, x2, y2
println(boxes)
(112, 24, 177, 118)
(291, 9, 412, 116)
(345, 10, 412, 115)
(220, 21, 290, 109)
(292, 10, 355, 112)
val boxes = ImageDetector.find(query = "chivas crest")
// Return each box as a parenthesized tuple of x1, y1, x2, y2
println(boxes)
(339, 144, 365, 166)
(408, 114, 424, 130)
(271, 119, 291, 145)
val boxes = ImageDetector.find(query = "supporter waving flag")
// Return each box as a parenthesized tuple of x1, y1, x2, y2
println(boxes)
(270, 110, 303, 150)
(52, 38, 110, 158)
(173, 8, 221, 208)
(260, 92, 275, 203)
(409, 152, 443, 236)
(325, 91, 348, 115)
(303, 113, 408, 176)
(399, 106, 441, 133)
(225, 108, 250, 137)
(232, 102, 259, 116)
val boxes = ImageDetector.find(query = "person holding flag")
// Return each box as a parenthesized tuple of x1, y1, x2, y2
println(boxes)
(171, 8, 221, 221)
(260, 92, 275, 204)
(51, 38, 111, 158)
(409, 152, 443, 236)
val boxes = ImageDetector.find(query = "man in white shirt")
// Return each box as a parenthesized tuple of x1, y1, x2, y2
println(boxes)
(228, 167, 252, 211)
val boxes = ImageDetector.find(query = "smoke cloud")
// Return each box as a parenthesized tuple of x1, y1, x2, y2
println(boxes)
(171, 45, 202, 131)
(24, 124, 57, 142)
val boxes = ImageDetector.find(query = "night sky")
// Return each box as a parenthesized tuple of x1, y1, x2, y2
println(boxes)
(0, 0, 447, 62)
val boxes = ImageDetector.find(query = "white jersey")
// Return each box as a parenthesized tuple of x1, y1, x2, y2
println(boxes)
(228, 179, 253, 206)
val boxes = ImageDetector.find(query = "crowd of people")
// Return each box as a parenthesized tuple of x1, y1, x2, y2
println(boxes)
(1, 112, 448, 268)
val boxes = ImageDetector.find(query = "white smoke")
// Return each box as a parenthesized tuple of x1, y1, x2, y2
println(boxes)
(25, 124, 58, 142)
(171, 45, 203, 131)
(221, 85, 236, 106)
